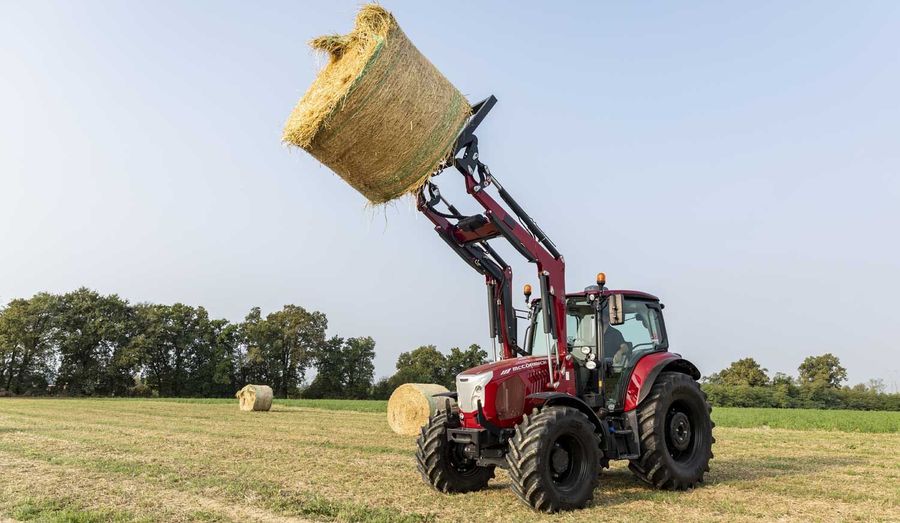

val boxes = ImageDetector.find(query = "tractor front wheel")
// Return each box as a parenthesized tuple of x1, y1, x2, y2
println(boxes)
(507, 406, 599, 512)
(416, 410, 494, 493)
(629, 371, 714, 489)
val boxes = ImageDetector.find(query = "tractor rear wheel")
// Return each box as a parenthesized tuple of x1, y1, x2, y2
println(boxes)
(628, 371, 714, 489)
(507, 406, 599, 512)
(416, 410, 494, 493)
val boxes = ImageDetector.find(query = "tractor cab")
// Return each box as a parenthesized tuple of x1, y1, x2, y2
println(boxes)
(525, 289, 668, 411)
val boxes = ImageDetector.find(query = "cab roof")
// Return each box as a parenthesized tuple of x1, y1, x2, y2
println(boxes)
(566, 289, 660, 301)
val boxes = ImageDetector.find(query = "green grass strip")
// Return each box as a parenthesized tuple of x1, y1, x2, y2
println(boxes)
(8, 398, 897, 433)
(713, 407, 900, 433)
(11, 497, 138, 523)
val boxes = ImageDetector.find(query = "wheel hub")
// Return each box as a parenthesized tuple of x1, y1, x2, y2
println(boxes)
(449, 442, 478, 474)
(550, 444, 570, 475)
(669, 411, 692, 451)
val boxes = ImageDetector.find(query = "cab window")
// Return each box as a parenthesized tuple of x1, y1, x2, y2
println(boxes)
(608, 300, 664, 371)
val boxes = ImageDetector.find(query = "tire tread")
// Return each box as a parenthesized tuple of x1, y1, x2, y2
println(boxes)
(507, 407, 599, 512)
(628, 372, 714, 490)
(415, 411, 492, 493)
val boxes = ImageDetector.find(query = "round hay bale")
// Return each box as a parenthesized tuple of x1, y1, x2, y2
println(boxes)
(387, 383, 453, 436)
(235, 384, 274, 412)
(283, 4, 471, 204)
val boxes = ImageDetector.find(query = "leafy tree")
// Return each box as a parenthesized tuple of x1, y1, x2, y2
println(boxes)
(769, 372, 799, 407)
(866, 378, 886, 394)
(303, 336, 344, 399)
(371, 377, 393, 400)
(710, 357, 769, 387)
(132, 303, 202, 396)
(131, 304, 238, 397)
(390, 345, 446, 389)
(443, 344, 488, 389)
(379, 344, 489, 394)
(703, 381, 900, 410)
(304, 336, 376, 399)
(771, 372, 795, 387)
(798, 353, 847, 389)
(239, 305, 327, 398)
(193, 318, 239, 397)
(236, 307, 272, 388)
(52, 288, 137, 396)
(0, 294, 57, 394)
(342, 336, 376, 398)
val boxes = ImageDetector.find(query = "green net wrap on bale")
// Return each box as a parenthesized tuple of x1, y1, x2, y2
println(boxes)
(282, 4, 471, 204)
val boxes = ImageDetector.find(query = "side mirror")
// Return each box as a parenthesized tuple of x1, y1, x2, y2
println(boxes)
(609, 294, 624, 325)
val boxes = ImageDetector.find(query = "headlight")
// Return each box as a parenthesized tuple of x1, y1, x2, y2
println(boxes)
(456, 370, 493, 413)
(472, 384, 485, 408)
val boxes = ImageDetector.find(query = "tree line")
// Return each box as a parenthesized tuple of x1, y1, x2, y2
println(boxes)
(702, 355, 899, 411)
(2, 288, 896, 410)
(0, 288, 486, 400)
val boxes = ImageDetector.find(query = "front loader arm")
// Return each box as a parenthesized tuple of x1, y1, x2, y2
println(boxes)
(418, 193, 520, 358)
(417, 96, 573, 392)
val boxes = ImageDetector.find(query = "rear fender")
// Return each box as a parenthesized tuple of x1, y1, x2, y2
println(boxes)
(623, 352, 701, 412)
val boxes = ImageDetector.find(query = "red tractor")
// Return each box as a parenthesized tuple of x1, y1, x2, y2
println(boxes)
(414, 96, 714, 512)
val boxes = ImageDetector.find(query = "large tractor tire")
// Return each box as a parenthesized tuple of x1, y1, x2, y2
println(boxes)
(628, 371, 714, 489)
(416, 410, 494, 493)
(507, 406, 599, 512)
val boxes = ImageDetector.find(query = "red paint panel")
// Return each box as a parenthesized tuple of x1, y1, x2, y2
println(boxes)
(459, 355, 552, 429)
(623, 352, 679, 412)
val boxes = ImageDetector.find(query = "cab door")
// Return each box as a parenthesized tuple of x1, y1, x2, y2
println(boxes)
(602, 299, 667, 411)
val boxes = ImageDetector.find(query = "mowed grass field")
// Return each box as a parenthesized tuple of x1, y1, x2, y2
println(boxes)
(0, 399, 897, 522)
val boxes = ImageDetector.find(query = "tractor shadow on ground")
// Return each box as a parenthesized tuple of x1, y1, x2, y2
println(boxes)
(583, 454, 858, 508)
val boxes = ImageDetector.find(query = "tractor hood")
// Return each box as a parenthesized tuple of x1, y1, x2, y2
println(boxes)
(459, 355, 548, 379)
(456, 356, 552, 428)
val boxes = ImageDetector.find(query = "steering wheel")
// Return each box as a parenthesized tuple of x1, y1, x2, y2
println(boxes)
(630, 342, 656, 351)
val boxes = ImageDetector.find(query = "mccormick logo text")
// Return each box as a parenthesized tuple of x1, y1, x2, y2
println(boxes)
(499, 360, 546, 376)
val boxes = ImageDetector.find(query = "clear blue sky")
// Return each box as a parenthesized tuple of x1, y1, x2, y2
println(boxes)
(2, 1, 898, 389)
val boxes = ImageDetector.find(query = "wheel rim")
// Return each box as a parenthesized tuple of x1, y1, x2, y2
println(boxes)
(665, 401, 699, 462)
(669, 411, 691, 451)
(551, 443, 570, 475)
(548, 434, 588, 492)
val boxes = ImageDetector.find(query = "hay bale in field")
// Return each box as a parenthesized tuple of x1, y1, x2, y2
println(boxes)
(283, 4, 471, 204)
(387, 383, 453, 435)
(235, 384, 274, 412)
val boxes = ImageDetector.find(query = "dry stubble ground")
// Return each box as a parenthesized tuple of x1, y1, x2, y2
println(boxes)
(0, 399, 897, 522)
